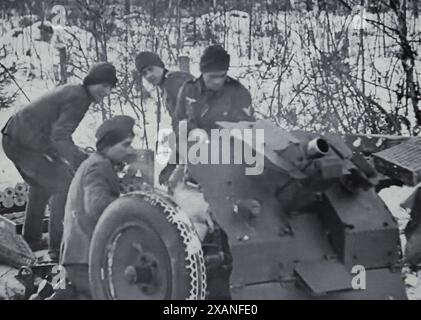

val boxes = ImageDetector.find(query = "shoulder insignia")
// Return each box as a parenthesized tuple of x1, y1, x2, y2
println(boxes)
(242, 105, 253, 117)
(226, 76, 240, 86)
(186, 96, 197, 104)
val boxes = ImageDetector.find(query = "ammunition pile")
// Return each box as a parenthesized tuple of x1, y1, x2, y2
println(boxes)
(0, 183, 28, 213)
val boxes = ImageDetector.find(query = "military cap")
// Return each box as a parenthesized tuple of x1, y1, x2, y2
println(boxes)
(96, 115, 135, 151)
(135, 52, 165, 73)
(200, 45, 230, 73)
(83, 62, 118, 87)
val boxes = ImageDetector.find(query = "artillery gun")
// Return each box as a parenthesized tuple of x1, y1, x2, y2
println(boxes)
(86, 120, 408, 300)
(2, 120, 419, 299)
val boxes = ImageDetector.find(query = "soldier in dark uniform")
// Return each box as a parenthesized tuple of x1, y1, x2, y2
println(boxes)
(173, 45, 255, 300)
(1, 62, 117, 259)
(135, 51, 194, 184)
(174, 45, 254, 130)
(135, 51, 193, 127)
(49, 115, 136, 300)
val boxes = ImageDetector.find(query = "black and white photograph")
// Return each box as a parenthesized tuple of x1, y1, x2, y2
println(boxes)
(0, 0, 420, 303)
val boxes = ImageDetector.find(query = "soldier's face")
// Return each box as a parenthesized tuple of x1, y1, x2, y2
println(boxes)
(88, 83, 112, 102)
(105, 137, 136, 163)
(202, 71, 227, 91)
(142, 65, 164, 86)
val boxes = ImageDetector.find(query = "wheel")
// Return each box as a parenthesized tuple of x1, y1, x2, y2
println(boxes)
(89, 191, 207, 300)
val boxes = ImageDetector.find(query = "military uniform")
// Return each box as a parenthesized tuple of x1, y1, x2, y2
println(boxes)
(54, 116, 134, 300)
(159, 70, 194, 123)
(135, 52, 193, 127)
(172, 74, 255, 300)
(1, 62, 117, 256)
(1, 84, 94, 252)
(157, 70, 194, 184)
(174, 76, 254, 131)
(61, 152, 120, 265)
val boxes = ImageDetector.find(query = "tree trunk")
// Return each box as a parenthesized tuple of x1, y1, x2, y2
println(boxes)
(58, 47, 68, 85)
(392, 0, 421, 127)
(125, 0, 131, 14)
(248, 1, 253, 60)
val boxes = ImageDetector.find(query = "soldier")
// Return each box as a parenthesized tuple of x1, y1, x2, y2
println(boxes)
(135, 51, 193, 126)
(174, 44, 254, 130)
(173, 45, 255, 300)
(135, 51, 194, 184)
(52, 115, 136, 299)
(1, 62, 117, 260)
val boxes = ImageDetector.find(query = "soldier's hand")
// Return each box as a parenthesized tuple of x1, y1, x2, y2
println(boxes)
(159, 163, 177, 186)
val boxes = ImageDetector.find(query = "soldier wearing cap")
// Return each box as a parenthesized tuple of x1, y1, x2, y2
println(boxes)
(135, 51, 193, 126)
(1, 62, 118, 259)
(50, 115, 137, 299)
(174, 44, 255, 131)
(135, 51, 194, 184)
(172, 45, 255, 300)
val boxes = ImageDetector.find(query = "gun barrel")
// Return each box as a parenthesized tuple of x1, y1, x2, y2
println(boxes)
(306, 138, 329, 159)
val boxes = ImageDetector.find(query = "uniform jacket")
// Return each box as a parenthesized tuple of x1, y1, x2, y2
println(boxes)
(173, 76, 255, 131)
(159, 71, 193, 124)
(60, 152, 120, 265)
(2, 84, 94, 169)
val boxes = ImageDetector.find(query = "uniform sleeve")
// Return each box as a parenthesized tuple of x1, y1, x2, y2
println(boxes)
(172, 81, 190, 129)
(231, 86, 255, 122)
(167, 74, 194, 109)
(50, 100, 86, 167)
(83, 161, 119, 232)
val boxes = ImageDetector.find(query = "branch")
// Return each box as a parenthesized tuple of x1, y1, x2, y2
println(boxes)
(0, 62, 31, 103)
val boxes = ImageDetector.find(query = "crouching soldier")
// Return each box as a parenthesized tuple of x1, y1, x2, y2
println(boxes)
(135, 51, 194, 184)
(1, 62, 117, 259)
(172, 45, 255, 299)
(49, 115, 136, 299)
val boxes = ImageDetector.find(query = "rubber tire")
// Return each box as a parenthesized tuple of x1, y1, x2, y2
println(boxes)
(89, 194, 201, 300)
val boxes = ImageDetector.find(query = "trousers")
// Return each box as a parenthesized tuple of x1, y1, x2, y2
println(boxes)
(2, 134, 72, 253)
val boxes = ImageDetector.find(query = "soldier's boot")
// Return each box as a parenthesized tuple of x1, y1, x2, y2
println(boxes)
(48, 192, 67, 260)
(23, 185, 50, 251)
(159, 163, 177, 186)
(205, 270, 232, 300)
(203, 225, 233, 300)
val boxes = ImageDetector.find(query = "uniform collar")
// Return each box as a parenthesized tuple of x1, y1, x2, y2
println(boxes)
(158, 69, 169, 90)
(198, 75, 231, 96)
(82, 84, 96, 102)
(96, 150, 120, 166)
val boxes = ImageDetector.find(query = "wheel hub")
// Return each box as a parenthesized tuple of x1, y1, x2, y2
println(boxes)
(124, 252, 160, 294)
